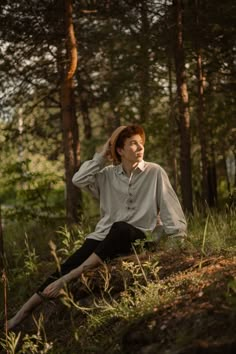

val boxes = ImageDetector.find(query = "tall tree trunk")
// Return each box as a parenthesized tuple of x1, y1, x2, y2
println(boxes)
(173, 0, 193, 213)
(61, 0, 81, 223)
(195, 0, 208, 207)
(167, 55, 178, 192)
(139, 0, 150, 123)
(105, 0, 121, 133)
(234, 148, 236, 189)
(207, 141, 218, 207)
(165, 0, 178, 192)
(0, 204, 4, 270)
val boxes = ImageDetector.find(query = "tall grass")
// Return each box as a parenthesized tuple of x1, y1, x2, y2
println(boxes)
(187, 208, 236, 255)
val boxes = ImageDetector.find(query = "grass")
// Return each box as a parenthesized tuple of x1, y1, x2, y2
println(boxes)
(0, 208, 236, 353)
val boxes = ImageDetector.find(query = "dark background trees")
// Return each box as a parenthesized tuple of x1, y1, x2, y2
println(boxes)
(0, 0, 235, 222)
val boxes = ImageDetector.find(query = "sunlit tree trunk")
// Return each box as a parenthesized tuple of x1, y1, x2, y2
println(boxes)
(173, 0, 193, 213)
(61, 0, 81, 223)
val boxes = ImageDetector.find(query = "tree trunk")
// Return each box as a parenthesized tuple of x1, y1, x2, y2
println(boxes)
(207, 142, 218, 207)
(234, 148, 236, 189)
(195, 0, 209, 207)
(0, 204, 4, 270)
(139, 0, 150, 123)
(196, 48, 209, 205)
(105, 1, 121, 134)
(173, 0, 193, 213)
(167, 55, 178, 192)
(61, 0, 81, 223)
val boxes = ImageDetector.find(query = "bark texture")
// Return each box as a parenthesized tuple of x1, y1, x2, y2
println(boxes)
(173, 0, 193, 213)
(0, 204, 4, 270)
(61, 0, 81, 223)
(195, 0, 209, 207)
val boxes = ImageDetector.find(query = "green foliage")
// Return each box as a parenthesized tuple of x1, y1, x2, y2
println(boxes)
(0, 0, 235, 211)
(0, 158, 64, 222)
(0, 331, 21, 354)
(225, 277, 236, 307)
(56, 222, 90, 258)
(1, 316, 53, 354)
(187, 209, 236, 255)
(23, 233, 39, 275)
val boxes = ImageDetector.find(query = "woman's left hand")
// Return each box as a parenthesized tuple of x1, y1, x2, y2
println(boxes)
(42, 277, 66, 298)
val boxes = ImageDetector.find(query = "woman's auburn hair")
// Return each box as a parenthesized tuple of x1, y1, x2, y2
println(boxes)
(115, 125, 145, 150)
(114, 125, 145, 162)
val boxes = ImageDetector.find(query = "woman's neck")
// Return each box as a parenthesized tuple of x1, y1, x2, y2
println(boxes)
(121, 160, 139, 177)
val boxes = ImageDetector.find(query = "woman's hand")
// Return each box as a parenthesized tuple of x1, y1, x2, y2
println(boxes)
(42, 277, 66, 298)
(101, 138, 112, 161)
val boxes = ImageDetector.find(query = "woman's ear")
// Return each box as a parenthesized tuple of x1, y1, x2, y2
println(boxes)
(116, 147, 123, 157)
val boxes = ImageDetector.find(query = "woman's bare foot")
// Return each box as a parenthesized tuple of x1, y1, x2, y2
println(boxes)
(7, 293, 43, 331)
(7, 313, 25, 331)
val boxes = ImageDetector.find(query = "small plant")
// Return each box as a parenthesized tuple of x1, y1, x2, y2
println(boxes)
(225, 277, 236, 306)
(23, 233, 39, 274)
(56, 223, 88, 257)
(199, 214, 209, 269)
(0, 331, 21, 354)
(0, 315, 53, 354)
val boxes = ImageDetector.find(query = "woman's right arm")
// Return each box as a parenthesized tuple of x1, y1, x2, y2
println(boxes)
(72, 139, 111, 196)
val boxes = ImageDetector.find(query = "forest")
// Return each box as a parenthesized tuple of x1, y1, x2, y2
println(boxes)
(0, 0, 235, 353)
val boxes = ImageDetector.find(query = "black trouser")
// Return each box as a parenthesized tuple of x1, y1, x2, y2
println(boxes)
(37, 222, 145, 293)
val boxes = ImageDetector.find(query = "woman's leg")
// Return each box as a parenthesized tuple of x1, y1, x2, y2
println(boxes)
(94, 221, 146, 260)
(37, 239, 100, 293)
(43, 222, 145, 297)
(7, 239, 100, 330)
(43, 252, 103, 297)
(7, 223, 144, 330)
(7, 293, 43, 330)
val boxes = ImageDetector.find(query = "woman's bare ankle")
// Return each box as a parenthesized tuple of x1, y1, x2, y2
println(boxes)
(7, 309, 29, 330)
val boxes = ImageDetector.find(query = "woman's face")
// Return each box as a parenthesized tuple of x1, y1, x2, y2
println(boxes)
(117, 134, 144, 164)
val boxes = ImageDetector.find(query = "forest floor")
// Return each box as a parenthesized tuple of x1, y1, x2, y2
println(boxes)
(117, 251, 236, 354)
(2, 248, 236, 354)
